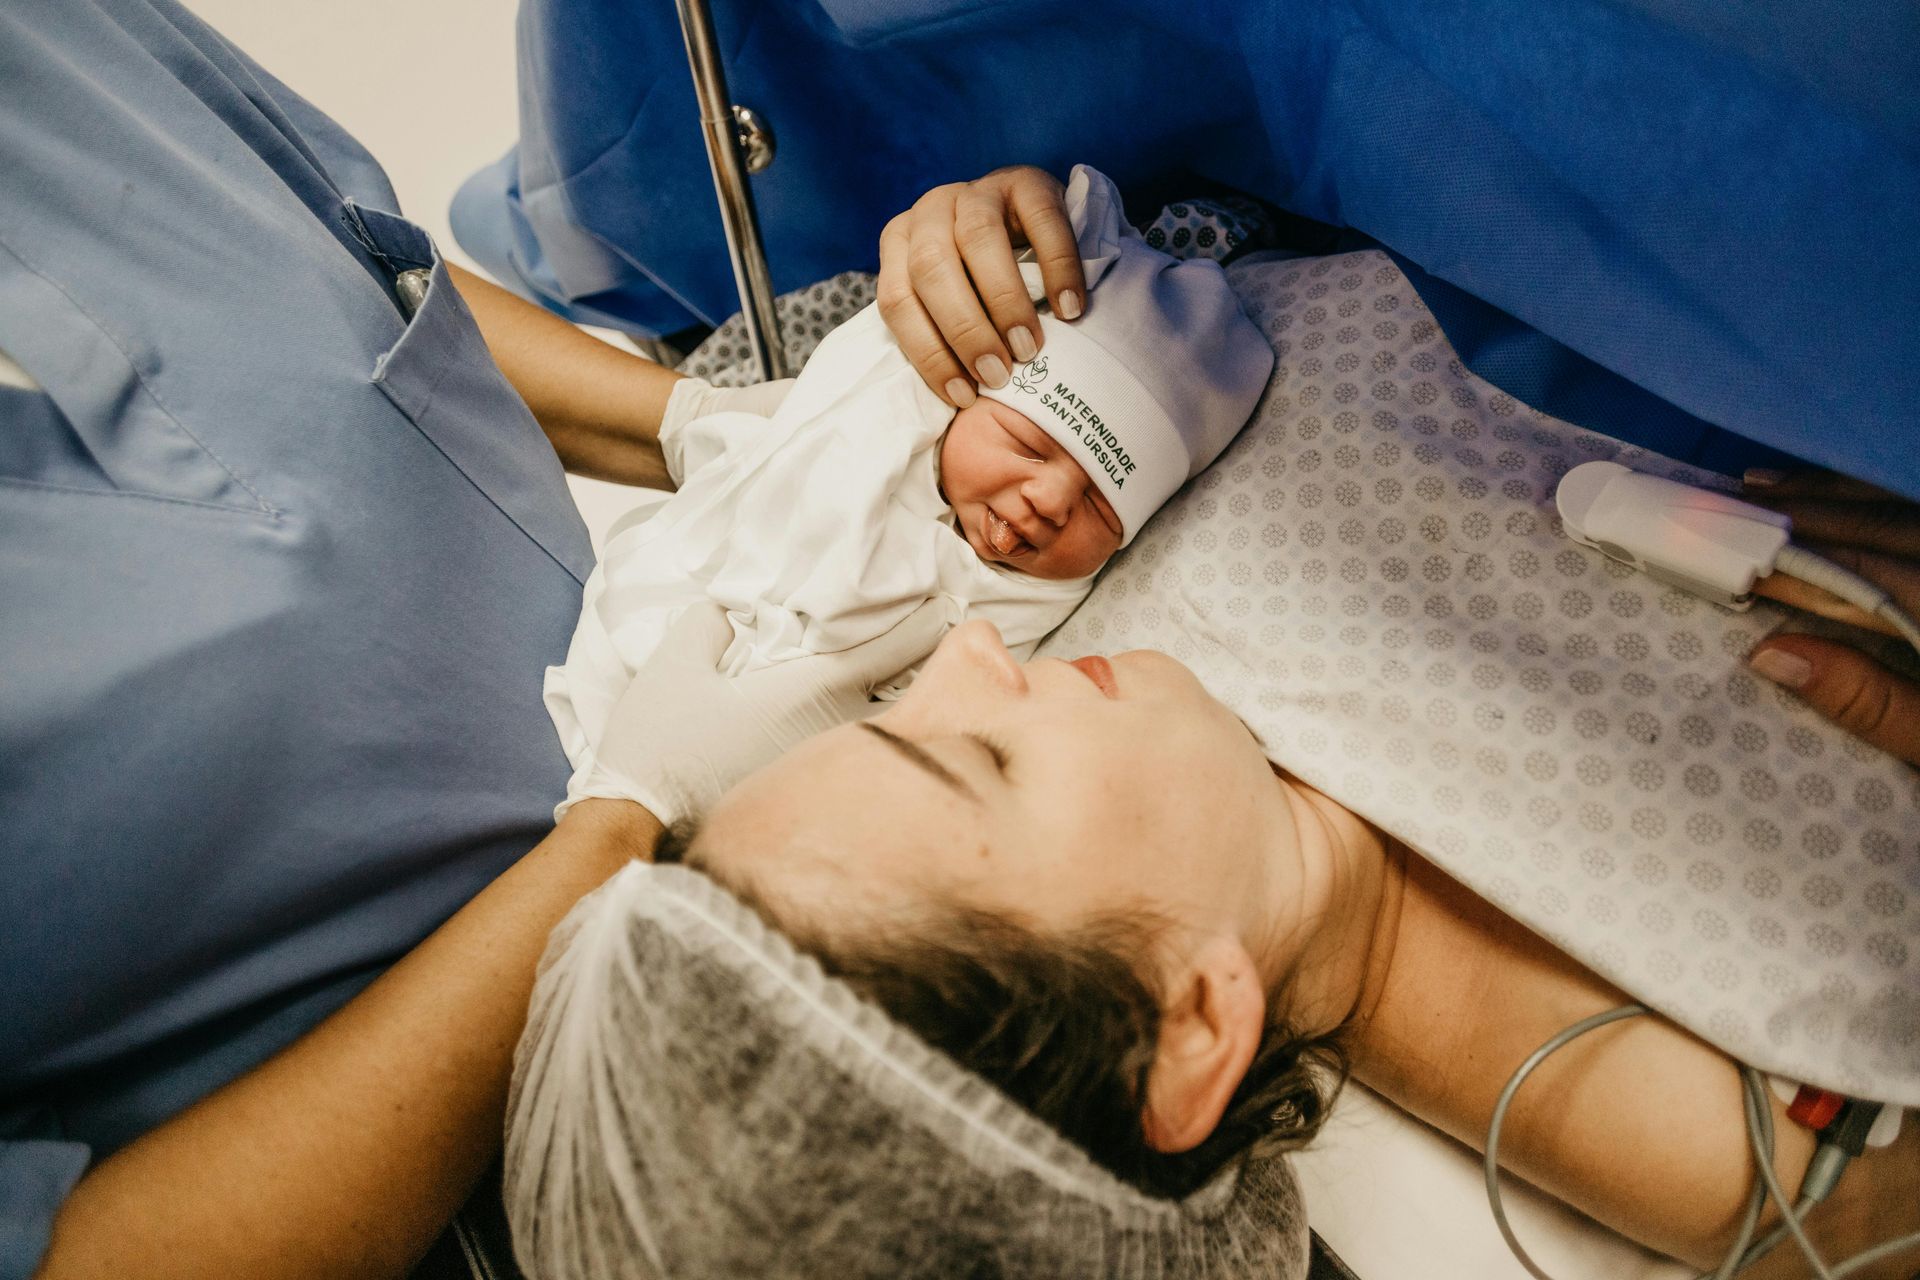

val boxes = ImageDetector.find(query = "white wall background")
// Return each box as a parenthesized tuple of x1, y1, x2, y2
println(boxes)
(183, 0, 523, 273)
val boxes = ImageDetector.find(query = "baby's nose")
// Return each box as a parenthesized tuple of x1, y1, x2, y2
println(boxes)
(1026, 465, 1078, 524)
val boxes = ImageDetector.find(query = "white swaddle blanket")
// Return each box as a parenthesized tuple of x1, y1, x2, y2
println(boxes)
(546, 303, 1091, 809)
(1039, 249, 1920, 1106)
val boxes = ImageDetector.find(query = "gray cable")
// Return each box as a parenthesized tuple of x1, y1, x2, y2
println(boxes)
(1720, 1078, 1805, 1279)
(1732, 1219, 1794, 1275)
(1483, 1006, 1908, 1280)
(1708, 1173, 1768, 1280)
(1482, 1004, 1649, 1280)
(1730, 1219, 1794, 1276)
(1707, 1067, 1776, 1280)
(1829, 1228, 1920, 1279)
(1740, 1070, 1835, 1280)
(1773, 544, 1920, 658)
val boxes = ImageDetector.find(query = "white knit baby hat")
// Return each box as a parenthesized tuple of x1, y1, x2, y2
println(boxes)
(978, 164, 1274, 543)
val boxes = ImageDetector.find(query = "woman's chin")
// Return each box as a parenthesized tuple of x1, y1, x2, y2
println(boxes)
(1113, 650, 1254, 728)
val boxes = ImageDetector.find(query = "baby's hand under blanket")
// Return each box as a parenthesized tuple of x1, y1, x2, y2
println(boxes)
(582, 599, 948, 823)
(1746, 468, 1920, 765)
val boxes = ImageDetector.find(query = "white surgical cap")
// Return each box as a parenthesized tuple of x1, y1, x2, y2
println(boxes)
(505, 862, 1310, 1279)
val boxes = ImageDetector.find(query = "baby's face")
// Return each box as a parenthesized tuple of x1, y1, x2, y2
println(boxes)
(938, 399, 1123, 581)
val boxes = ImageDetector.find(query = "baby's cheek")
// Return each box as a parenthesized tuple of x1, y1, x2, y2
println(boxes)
(1075, 519, 1124, 574)
(1038, 526, 1120, 580)
(938, 436, 996, 508)
(944, 455, 985, 506)
(937, 407, 1015, 503)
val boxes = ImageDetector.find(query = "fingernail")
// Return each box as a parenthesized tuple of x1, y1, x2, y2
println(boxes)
(1008, 325, 1037, 363)
(944, 377, 977, 408)
(1750, 648, 1812, 690)
(975, 354, 1009, 388)
(1743, 468, 1786, 489)
(1056, 290, 1082, 320)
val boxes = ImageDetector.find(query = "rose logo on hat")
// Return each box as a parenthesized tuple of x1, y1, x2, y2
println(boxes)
(1008, 355, 1047, 394)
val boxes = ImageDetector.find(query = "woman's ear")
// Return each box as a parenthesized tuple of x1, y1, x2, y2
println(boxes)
(1140, 936, 1266, 1153)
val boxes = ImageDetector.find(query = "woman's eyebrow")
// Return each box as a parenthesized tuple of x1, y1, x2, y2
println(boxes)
(859, 722, 979, 802)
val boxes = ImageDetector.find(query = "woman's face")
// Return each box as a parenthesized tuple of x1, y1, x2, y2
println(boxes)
(696, 621, 1301, 974)
(938, 399, 1123, 581)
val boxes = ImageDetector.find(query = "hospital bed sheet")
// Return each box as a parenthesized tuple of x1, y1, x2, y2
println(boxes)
(562, 253, 1917, 1270)
(1042, 248, 1920, 1106)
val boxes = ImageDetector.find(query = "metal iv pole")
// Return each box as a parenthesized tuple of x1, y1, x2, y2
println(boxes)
(673, 0, 789, 379)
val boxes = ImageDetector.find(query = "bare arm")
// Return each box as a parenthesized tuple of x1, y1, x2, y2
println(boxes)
(449, 263, 682, 489)
(1352, 851, 1918, 1278)
(36, 799, 659, 1280)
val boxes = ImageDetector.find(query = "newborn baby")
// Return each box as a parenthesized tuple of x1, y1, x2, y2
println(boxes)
(546, 165, 1272, 815)
(935, 395, 1123, 581)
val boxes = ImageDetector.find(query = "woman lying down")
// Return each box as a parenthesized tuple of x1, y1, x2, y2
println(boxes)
(509, 186, 1919, 1276)
(509, 623, 1919, 1280)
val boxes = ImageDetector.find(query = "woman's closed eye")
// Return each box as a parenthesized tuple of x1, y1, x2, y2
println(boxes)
(967, 731, 1013, 776)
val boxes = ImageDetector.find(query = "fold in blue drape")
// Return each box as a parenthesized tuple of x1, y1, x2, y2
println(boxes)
(453, 0, 1919, 495)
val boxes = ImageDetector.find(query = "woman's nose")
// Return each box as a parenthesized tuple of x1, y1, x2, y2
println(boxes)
(911, 619, 1028, 703)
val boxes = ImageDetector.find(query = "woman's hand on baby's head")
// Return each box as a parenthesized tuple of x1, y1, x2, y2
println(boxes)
(878, 166, 1087, 410)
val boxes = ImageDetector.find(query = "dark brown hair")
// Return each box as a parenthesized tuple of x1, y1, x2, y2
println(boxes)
(656, 821, 1348, 1199)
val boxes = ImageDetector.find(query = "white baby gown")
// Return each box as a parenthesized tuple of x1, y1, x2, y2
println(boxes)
(545, 303, 1094, 812)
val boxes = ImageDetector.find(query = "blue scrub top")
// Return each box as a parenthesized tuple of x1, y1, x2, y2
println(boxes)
(0, 3, 593, 1273)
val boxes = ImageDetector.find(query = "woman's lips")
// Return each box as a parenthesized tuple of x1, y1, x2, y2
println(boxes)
(984, 507, 1028, 558)
(1069, 655, 1118, 698)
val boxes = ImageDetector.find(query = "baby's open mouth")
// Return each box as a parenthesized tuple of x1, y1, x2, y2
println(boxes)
(984, 508, 1032, 559)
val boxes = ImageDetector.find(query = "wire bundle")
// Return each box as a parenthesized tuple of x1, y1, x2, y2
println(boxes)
(1484, 1005, 1920, 1280)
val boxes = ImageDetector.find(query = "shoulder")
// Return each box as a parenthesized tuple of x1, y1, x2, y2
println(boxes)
(1348, 847, 1615, 1125)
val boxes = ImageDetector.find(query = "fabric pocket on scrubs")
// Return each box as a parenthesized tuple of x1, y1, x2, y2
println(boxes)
(357, 203, 593, 583)
(0, 238, 273, 513)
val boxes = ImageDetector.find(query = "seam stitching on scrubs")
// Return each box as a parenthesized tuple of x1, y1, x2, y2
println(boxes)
(380, 403, 587, 585)
(363, 256, 588, 584)
(0, 231, 281, 520)
(0, 473, 280, 518)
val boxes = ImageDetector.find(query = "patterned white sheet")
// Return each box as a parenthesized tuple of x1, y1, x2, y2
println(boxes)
(1038, 250, 1920, 1105)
